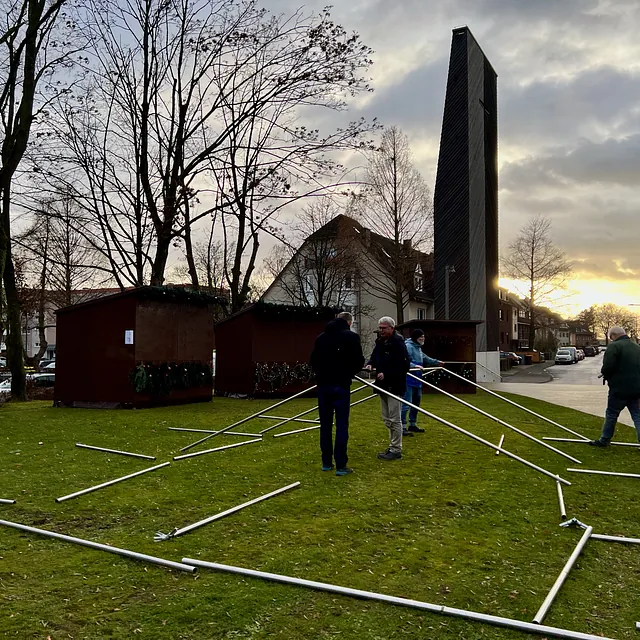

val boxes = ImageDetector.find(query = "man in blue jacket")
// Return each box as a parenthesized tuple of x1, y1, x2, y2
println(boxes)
(310, 312, 364, 475)
(365, 316, 411, 460)
(402, 329, 444, 434)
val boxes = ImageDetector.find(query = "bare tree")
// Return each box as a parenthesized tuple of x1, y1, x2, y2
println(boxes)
(262, 199, 357, 308)
(0, 0, 74, 399)
(590, 303, 636, 344)
(353, 126, 433, 323)
(43, 0, 374, 306)
(502, 215, 573, 349)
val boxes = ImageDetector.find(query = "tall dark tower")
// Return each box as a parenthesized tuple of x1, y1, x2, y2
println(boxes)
(434, 27, 499, 354)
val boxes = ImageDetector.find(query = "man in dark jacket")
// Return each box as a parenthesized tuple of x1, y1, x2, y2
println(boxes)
(589, 327, 640, 446)
(364, 316, 411, 461)
(310, 311, 364, 475)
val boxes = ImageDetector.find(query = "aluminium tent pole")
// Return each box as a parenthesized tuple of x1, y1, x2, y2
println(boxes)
(55, 462, 171, 503)
(425, 368, 589, 440)
(174, 438, 261, 461)
(259, 384, 369, 435)
(155, 482, 300, 541)
(556, 481, 567, 520)
(0, 499, 16, 504)
(544, 437, 640, 448)
(75, 443, 156, 460)
(179, 385, 317, 452)
(495, 434, 505, 456)
(355, 376, 571, 486)
(409, 372, 582, 464)
(182, 558, 612, 640)
(532, 526, 593, 624)
(0, 519, 195, 573)
(272, 393, 377, 439)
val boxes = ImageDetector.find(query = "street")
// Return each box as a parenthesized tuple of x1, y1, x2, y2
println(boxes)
(548, 350, 605, 385)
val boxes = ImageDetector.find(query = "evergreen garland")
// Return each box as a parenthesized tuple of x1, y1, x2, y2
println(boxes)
(137, 286, 227, 307)
(131, 362, 213, 396)
(254, 361, 314, 394)
(252, 301, 340, 319)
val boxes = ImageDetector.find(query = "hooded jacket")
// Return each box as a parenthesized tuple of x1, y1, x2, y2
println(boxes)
(601, 335, 640, 397)
(405, 338, 441, 387)
(310, 318, 365, 388)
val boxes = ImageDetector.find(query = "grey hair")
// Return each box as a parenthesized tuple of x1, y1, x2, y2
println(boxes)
(609, 326, 627, 339)
(378, 316, 396, 328)
(337, 311, 353, 324)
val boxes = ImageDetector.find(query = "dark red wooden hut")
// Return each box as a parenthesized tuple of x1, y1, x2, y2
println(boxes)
(397, 319, 481, 394)
(214, 303, 336, 397)
(54, 287, 224, 408)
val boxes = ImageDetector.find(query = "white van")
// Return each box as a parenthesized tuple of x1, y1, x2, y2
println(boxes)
(563, 347, 578, 364)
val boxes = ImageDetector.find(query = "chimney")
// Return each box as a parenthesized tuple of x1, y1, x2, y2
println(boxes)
(403, 239, 412, 253)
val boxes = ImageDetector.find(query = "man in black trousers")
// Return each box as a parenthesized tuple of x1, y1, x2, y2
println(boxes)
(310, 311, 364, 476)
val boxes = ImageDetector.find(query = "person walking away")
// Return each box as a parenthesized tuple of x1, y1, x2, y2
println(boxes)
(589, 326, 640, 447)
(402, 329, 444, 434)
(310, 311, 364, 475)
(364, 316, 411, 461)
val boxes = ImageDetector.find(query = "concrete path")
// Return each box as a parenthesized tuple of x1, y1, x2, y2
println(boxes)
(483, 382, 635, 427)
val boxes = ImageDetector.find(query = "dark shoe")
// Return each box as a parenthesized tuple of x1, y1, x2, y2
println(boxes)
(588, 440, 608, 448)
(402, 429, 414, 437)
(322, 464, 334, 471)
(378, 449, 402, 461)
(336, 467, 353, 476)
(408, 425, 425, 433)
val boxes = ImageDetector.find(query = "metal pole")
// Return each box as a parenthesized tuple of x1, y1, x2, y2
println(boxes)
(272, 394, 377, 439)
(427, 368, 589, 440)
(169, 428, 263, 438)
(260, 415, 321, 424)
(355, 376, 571, 486)
(56, 462, 171, 503)
(155, 482, 300, 541)
(544, 437, 640, 448)
(532, 526, 593, 624)
(409, 373, 582, 464)
(75, 443, 156, 461)
(0, 518, 196, 573)
(591, 533, 640, 544)
(173, 438, 260, 462)
(567, 468, 640, 479)
(495, 434, 505, 456)
(179, 384, 317, 452)
(556, 481, 567, 520)
(0, 498, 16, 504)
(259, 385, 368, 435)
(182, 558, 612, 640)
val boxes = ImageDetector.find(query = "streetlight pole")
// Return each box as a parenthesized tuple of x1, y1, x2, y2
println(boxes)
(444, 265, 455, 320)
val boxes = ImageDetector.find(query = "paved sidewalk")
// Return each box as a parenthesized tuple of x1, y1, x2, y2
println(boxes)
(501, 361, 554, 384)
(483, 382, 635, 427)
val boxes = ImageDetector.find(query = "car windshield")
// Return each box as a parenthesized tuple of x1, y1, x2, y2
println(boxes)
(557, 350, 570, 355)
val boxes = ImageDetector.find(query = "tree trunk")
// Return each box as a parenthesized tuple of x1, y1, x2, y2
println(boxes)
(183, 215, 199, 289)
(4, 254, 27, 400)
(395, 278, 404, 324)
(150, 229, 172, 286)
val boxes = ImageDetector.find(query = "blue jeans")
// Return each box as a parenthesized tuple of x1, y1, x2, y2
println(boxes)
(600, 392, 640, 443)
(402, 385, 422, 427)
(317, 385, 351, 469)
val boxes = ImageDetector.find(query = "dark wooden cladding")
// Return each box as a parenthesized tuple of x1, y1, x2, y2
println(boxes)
(214, 306, 335, 397)
(54, 289, 215, 408)
(397, 320, 480, 394)
(434, 27, 499, 352)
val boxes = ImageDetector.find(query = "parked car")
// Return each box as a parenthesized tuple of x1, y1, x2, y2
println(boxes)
(500, 351, 520, 364)
(555, 349, 574, 365)
(0, 378, 11, 394)
(42, 361, 56, 370)
(583, 346, 596, 357)
(31, 373, 55, 388)
(576, 349, 585, 361)
(38, 359, 55, 369)
(562, 346, 579, 363)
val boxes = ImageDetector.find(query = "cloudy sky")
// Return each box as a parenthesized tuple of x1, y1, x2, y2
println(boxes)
(264, 0, 640, 315)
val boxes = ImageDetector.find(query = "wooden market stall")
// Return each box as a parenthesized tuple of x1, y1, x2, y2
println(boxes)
(54, 287, 224, 408)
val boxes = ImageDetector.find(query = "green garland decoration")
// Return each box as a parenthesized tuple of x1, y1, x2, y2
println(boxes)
(131, 362, 213, 396)
(254, 361, 314, 394)
(137, 286, 227, 307)
(252, 301, 340, 319)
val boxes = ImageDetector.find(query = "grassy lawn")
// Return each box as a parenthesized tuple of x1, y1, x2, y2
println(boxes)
(1, 387, 640, 639)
